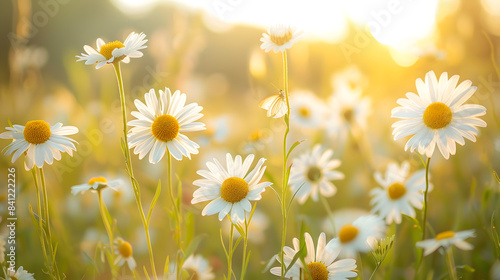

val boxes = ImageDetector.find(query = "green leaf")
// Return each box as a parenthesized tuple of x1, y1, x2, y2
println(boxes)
(7, 117, 13, 128)
(234, 222, 245, 238)
(219, 229, 229, 258)
(287, 182, 305, 212)
(286, 140, 305, 159)
(284, 242, 306, 274)
(456, 265, 475, 273)
(184, 235, 204, 260)
(147, 180, 162, 225)
(261, 254, 278, 273)
(163, 255, 170, 274)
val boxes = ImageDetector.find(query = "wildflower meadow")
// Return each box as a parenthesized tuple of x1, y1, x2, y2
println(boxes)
(1, 0, 500, 279)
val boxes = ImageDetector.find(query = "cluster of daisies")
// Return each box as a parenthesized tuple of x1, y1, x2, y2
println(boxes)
(0, 24, 488, 280)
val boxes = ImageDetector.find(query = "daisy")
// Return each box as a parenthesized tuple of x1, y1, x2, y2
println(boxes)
(76, 32, 147, 69)
(127, 87, 205, 163)
(182, 254, 215, 280)
(114, 237, 137, 271)
(260, 25, 302, 53)
(191, 153, 272, 223)
(271, 232, 358, 280)
(332, 215, 386, 258)
(326, 88, 371, 139)
(0, 121, 78, 170)
(416, 229, 475, 256)
(259, 90, 288, 118)
(289, 144, 344, 204)
(290, 91, 327, 129)
(392, 71, 487, 159)
(331, 65, 366, 93)
(370, 161, 428, 224)
(71, 176, 120, 195)
(7, 266, 35, 280)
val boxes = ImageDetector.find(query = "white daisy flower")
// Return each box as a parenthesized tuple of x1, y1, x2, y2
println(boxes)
(114, 237, 137, 271)
(260, 25, 302, 53)
(332, 215, 386, 258)
(259, 90, 288, 118)
(331, 65, 366, 94)
(289, 144, 344, 204)
(416, 229, 475, 256)
(7, 266, 35, 280)
(182, 254, 215, 280)
(370, 161, 428, 224)
(76, 32, 147, 69)
(0, 121, 78, 171)
(191, 153, 272, 223)
(321, 208, 370, 236)
(128, 87, 205, 163)
(392, 71, 487, 159)
(271, 232, 358, 280)
(290, 91, 327, 129)
(326, 88, 371, 139)
(71, 176, 121, 195)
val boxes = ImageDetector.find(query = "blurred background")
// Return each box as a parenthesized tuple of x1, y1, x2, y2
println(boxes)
(1, 0, 500, 279)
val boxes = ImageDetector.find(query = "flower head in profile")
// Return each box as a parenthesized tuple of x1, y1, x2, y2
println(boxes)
(271, 232, 357, 280)
(0, 121, 78, 170)
(71, 176, 121, 195)
(128, 88, 205, 163)
(76, 32, 147, 69)
(416, 229, 475, 256)
(259, 89, 288, 118)
(260, 25, 302, 53)
(332, 215, 386, 258)
(7, 266, 35, 280)
(114, 237, 136, 271)
(289, 145, 344, 204)
(191, 153, 271, 223)
(182, 254, 215, 280)
(370, 161, 429, 224)
(392, 71, 486, 159)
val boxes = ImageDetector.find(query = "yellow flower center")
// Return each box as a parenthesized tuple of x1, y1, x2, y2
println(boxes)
(270, 28, 293, 46)
(118, 241, 133, 258)
(423, 102, 452, 129)
(435, 231, 455, 240)
(220, 177, 249, 203)
(307, 166, 322, 182)
(88, 176, 107, 185)
(305, 262, 329, 280)
(339, 224, 359, 243)
(387, 183, 406, 200)
(151, 115, 180, 142)
(23, 120, 51, 144)
(99, 40, 125, 60)
(299, 107, 310, 118)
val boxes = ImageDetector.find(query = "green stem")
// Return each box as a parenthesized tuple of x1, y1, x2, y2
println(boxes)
(320, 196, 336, 235)
(241, 218, 249, 280)
(445, 247, 457, 280)
(113, 62, 158, 280)
(368, 263, 381, 280)
(421, 157, 432, 242)
(166, 151, 182, 280)
(40, 168, 61, 280)
(98, 190, 116, 279)
(280, 50, 291, 280)
(227, 223, 234, 280)
(31, 169, 50, 273)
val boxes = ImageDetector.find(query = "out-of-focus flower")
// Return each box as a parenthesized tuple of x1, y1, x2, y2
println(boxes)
(76, 32, 147, 69)
(12, 46, 48, 72)
(392, 71, 486, 159)
(289, 91, 326, 129)
(331, 65, 366, 93)
(71, 176, 120, 195)
(7, 266, 35, 280)
(114, 237, 136, 271)
(271, 232, 357, 280)
(289, 145, 344, 204)
(198, 115, 230, 146)
(260, 25, 302, 53)
(332, 215, 386, 257)
(182, 255, 215, 280)
(241, 129, 272, 154)
(192, 153, 271, 223)
(128, 88, 205, 163)
(370, 161, 428, 224)
(326, 88, 371, 140)
(321, 208, 370, 236)
(259, 90, 287, 118)
(222, 209, 269, 244)
(416, 229, 475, 256)
(0, 121, 78, 170)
